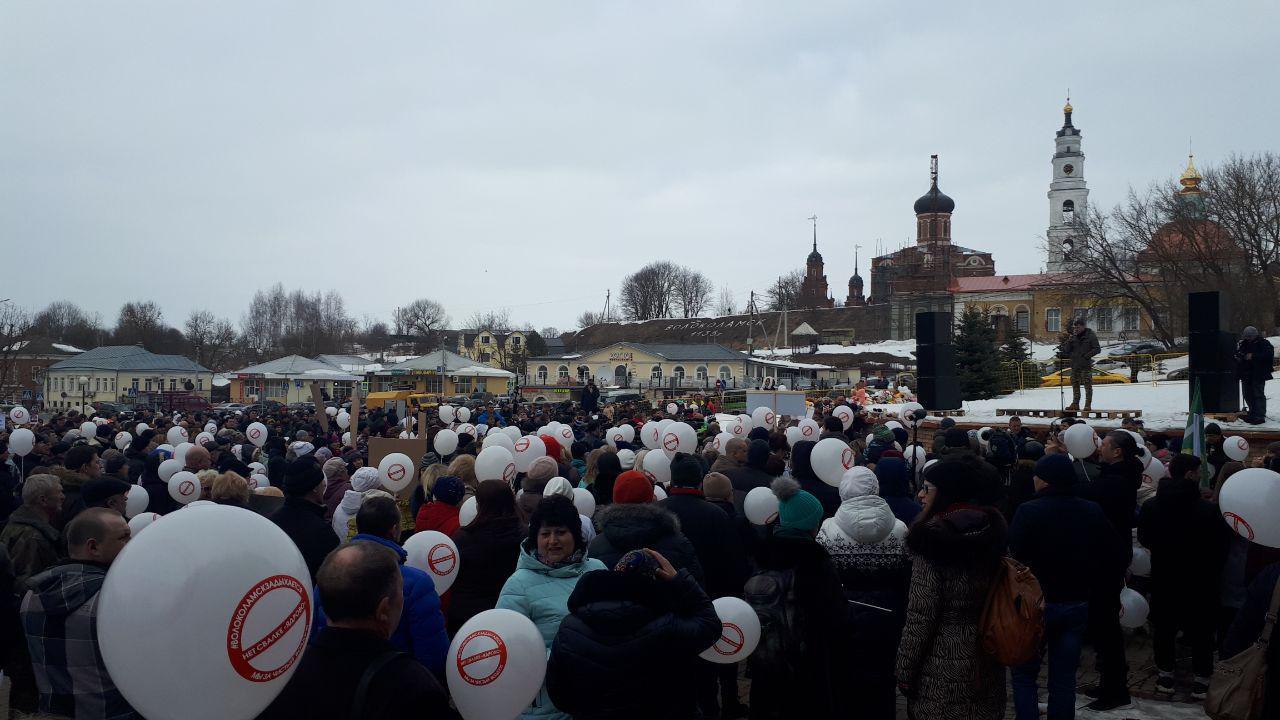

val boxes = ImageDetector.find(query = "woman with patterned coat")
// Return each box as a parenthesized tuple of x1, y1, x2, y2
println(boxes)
(895, 456, 1007, 720)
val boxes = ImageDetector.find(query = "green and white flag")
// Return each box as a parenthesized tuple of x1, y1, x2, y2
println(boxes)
(1182, 379, 1213, 488)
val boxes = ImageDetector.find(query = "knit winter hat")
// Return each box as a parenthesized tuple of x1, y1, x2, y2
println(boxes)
(616, 449, 636, 470)
(527, 456, 559, 483)
(283, 458, 324, 495)
(944, 427, 970, 448)
(432, 476, 466, 505)
(289, 441, 315, 458)
(351, 466, 381, 492)
(872, 425, 893, 444)
(773, 477, 823, 532)
(669, 453, 703, 488)
(543, 476, 575, 500)
(838, 466, 879, 500)
(891, 427, 909, 447)
(1034, 454, 1076, 488)
(702, 472, 732, 502)
(613, 470, 654, 504)
(82, 477, 132, 507)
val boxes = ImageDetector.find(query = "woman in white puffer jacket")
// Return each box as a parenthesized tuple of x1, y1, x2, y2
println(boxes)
(331, 466, 388, 541)
(817, 466, 912, 720)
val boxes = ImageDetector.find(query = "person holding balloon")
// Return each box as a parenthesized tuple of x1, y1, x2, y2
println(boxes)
(496, 494, 606, 719)
(1137, 453, 1232, 699)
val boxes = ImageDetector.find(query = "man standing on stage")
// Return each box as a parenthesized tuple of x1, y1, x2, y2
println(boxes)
(1236, 325, 1274, 424)
(1061, 317, 1101, 412)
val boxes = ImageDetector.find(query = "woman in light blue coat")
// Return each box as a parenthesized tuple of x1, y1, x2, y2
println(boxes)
(497, 494, 606, 719)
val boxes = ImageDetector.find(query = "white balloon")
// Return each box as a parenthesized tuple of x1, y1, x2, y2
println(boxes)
(652, 484, 667, 501)
(810, 438, 856, 487)
(667, 402, 679, 415)
(743, 486, 780, 526)
(246, 422, 269, 447)
(904, 444, 928, 472)
(9, 405, 30, 424)
(79, 421, 96, 438)
(1219, 468, 1280, 548)
(405, 530, 461, 595)
(458, 496, 478, 526)
(797, 418, 820, 441)
(457, 423, 477, 439)
(556, 424, 575, 448)
(195, 432, 216, 446)
(726, 417, 748, 439)
(899, 402, 925, 428)
(8, 428, 34, 456)
(456, 406, 471, 423)
(99, 505, 312, 720)
(784, 426, 803, 448)
(325, 406, 338, 417)
(378, 452, 415, 492)
(1142, 456, 1169, 484)
(750, 406, 777, 430)
(167, 426, 189, 445)
(884, 420, 904, 432)
(135, 422, 150, 435)
(1062, 423, 1100, 460)
(1119, 587, 1150, 628)
(434, 429, 460, 456)
(250, 474, 271, 490)
(699, 596, 762, 664)
(341, 431, 351, 447)
(335, 411, 351, 430)
(707, 432, 736, 453)
(832, 405, 854, 430)
(125, 485, 149, 518)
(1223, 436, 1250, 462)
(476, 446, 517, 484)
(127, 512, 161, 536)
(249, 462, 267, 475)
(502, 426, 522, 442)
(439, 405, 456, 424)
(641, 422, 663, 450)
(204, 423, 218, 434)
(618, 424, 635, 444)
(512, 435, 546, 473)
(483, 433, 516, 455)
(606, 428, 625, 449)
(173, 442, 194, 465)
(571, 487, 596, 518)
(156, 443, 175, 457)
(1129, 546, 1151, 577)
(158, 458, 183, 482)
(168, 471, 202, 505)
(642, 451, 672, 486)
(662, 423, 697, 456)
(1123, 429, 1150, 462)
(446, 609, 547, 720)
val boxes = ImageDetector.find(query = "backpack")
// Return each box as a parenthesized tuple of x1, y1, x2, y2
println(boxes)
(987, 430, 1018, 469)
(1205, 576, 1280, 720)
(979, 557, 1044, 666)
(744, 567, 805, 677)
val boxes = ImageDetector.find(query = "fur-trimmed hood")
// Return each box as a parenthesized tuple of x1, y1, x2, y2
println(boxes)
(597, 501, 681, 550)
(905, 504, 1007, 568)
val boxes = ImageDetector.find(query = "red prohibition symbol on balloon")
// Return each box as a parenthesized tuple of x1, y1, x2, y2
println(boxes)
(802, 426, 813, 436)
(663, 432, 680, 452)
(179, 480, 196, 497)
(514, 438, 530, 452)
(226, 575, 310, 683)
(841, 448, 853, 469)
(1223, 512, 1255, 541)
(502, 462, 517, 483)
(428, 543, 456, 576)
(714, 622, 744, 656)
(456, 629, 508, 686)
(386, 464, 406, 483)
(249, 428, 261, 439)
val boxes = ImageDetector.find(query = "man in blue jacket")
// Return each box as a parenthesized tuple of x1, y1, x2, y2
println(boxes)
(312, 495, 449, 680)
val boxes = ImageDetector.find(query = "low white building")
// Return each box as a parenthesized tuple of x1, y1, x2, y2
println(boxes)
(229, 355, 361, 404)
(45, 346, 213, 410)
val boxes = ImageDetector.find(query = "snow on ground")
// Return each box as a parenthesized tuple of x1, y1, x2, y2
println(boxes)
(761, 339, 918, 359)
(865, 378, 1280, 432)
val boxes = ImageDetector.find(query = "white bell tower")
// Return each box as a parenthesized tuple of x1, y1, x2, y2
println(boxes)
(1046, 98, 1089, 272)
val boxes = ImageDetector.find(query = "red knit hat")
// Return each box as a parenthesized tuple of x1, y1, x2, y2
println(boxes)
(612, 470, 654, 504)
(539, 435, 563, 462)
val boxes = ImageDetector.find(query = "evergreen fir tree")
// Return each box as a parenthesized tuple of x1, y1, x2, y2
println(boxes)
(954, 306, 1001, 400)
(998, 326, 1033, 391)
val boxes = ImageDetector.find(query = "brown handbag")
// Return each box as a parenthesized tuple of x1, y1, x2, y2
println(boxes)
(979, 556, 1045, 666)
(1206, 577, 1280, 720)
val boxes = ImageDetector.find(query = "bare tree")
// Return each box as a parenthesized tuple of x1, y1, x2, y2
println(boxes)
(674, 268, 713, 318)
(765, 269, 805, 311)
(358, 316, 393, 356)
(715, 286, 738, 316)
(0, 303, 34, 402)
(241, 283, 289, 356)
(1206, 153, 1280, 332)
(32, 301, 103, 349)
(619, 261, 681, 321)
(114, 301, 169, 350)
(466, 308, 513, 333)
(184, 310, 240, 371)
(539, 326, 561, 339)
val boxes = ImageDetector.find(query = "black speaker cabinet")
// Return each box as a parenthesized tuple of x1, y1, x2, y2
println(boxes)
(916, 312, 961, 410)
(1187, 291, 1238, 413)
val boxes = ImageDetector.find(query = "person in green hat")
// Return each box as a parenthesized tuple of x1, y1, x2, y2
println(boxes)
(745, 477, 848, 718)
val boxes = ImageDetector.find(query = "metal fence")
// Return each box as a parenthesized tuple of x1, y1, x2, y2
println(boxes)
(995, 352, 1190, 393)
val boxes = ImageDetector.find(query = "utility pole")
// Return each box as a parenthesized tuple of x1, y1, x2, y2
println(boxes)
(746, 291, 756, 356)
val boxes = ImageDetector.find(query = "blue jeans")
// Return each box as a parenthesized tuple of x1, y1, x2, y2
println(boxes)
(1012, 601, 1089, 720)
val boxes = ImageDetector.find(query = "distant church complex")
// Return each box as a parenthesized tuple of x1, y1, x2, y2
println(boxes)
(566, 102, 1182, 350)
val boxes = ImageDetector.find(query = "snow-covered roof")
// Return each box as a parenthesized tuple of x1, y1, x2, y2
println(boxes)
(232, 355, 359, 381)
(760, 339, 918, 360)
(749, 357, 834, 371)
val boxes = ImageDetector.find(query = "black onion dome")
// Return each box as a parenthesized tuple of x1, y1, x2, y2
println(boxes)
(807, 248, 823, 263)
(913, 180, 955, 214)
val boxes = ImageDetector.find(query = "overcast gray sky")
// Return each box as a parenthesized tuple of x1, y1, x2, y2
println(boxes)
(2, 1, 1274, 333)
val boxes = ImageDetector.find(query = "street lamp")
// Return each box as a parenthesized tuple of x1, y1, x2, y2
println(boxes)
(79, 375, 89, 415)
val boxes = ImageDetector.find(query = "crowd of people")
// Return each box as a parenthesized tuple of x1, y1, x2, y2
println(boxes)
(1, 390, 1278, 719)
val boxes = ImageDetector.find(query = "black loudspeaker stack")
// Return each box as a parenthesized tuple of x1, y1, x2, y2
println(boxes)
(1187, 291, 1239, 414)
(916, 311, 962, 410)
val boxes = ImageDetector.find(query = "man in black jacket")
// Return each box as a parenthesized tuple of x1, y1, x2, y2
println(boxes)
(270, 458, 339, 580)
(581, 379, 600, 413)
(1060, 317, 1101, 412)
(1236, 325, 1274, 424)
(1009, 454, 1116, 718)
(724, 439, 776, 515)
(260, 541, 453, 719)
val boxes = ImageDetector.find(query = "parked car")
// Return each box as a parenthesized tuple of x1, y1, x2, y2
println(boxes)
(1108, 341, 1165, 357)
(213, 402, 248, 412)
(470, 391, 496, 404)
(1040, 367, 1132, 387)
